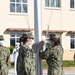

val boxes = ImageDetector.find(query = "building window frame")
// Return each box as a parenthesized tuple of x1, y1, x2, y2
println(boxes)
(10, 32, 24, 47)
(70, 34, 75, 49)
(70, 0, 75, 8)
(10, 0, 28, 14)
(45, 0, 61, 8)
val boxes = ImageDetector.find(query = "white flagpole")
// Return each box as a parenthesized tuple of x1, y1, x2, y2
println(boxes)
(34, 0, 42, 75)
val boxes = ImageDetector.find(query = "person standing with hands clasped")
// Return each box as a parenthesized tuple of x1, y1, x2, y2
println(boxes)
(17, 32, 35, 75)
(12, 42, 20, 75)
(39, 33, 64, 75)
(0, 35, 11, 75)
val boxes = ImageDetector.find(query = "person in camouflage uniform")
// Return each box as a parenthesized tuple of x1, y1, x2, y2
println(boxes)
(39, 33, 64, 75)
(17, 32, 35, 75)
(0, 35, 11, 75)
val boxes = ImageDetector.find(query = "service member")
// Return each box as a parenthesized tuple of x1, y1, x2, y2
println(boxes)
(39, 33, 64, 75)
(0, 35, 11, 75)
(12, 42, 20, 75)
(17, 32, 35, 75)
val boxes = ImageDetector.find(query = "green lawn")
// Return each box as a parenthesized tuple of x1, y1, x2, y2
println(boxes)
(42, 60, 75, 69)
(62, 60, 75, 67)
(11, 60, 75, 68)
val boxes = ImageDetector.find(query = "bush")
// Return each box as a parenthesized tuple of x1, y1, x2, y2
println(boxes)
(8, 46, 14, 54)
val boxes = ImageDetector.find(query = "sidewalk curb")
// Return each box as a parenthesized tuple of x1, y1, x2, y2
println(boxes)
(63, 67, 75, 70)
(10, 67, 75, 70)
(43, 67, 75, 70)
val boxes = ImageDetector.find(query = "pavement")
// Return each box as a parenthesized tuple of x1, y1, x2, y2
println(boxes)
(8, 67, 75, 75)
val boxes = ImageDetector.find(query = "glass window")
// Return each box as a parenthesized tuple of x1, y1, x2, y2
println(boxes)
(22, 0, 27, 3)
(70, 0, 75, 8)
(10, 3, 15, 12)
(51, 0, 55, 7)
(10, 0, 28, 13)
(10, 34, 15, 37)
(70, 34, 75, 49)
(10, 0, 15, 2)
(10, 32, 24, 47)
(16, 0, 20, 2)
(22, 4, 28, 13)
(56, 0, 60, 7)
(45, 0, 60, 8)
(16, 4, 21, 13)
(10, 38, 15, 47)
(45, 0, 49, 7)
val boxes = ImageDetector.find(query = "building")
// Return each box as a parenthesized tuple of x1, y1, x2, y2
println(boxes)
(0, 0, 75, 60)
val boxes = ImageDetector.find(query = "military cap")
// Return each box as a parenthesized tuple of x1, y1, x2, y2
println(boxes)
(49, 33, 61, 40)
(21, 32, 34, 39)
(0, 35, 4, 40)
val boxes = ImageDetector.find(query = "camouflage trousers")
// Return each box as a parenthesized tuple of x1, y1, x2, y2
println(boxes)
(0, 70, 8, 75)
(0, 66, 8, 75)
(0, 70, 2, 75)
(48, 67, 64, 75)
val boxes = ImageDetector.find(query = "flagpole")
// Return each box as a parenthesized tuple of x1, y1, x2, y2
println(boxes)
(34, 0, 42, 75)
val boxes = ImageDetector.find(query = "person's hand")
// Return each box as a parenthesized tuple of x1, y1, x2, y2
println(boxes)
(41, 40, 47, 45)
(38, 40, 47, 50)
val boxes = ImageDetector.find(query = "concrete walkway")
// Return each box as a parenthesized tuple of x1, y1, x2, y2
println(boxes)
(8, 70, 75, 75)
(8, 68, 75, 75)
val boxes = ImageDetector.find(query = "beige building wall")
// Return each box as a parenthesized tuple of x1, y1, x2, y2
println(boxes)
(41, 0, 75, 60)
(42, 0, 62, 30)
(62, 0, 75, 30)
(63, 50, 75, 60)
(61, 0, 75, 60)
(0, 0, 34, 46)
(0, 0, 75, 60)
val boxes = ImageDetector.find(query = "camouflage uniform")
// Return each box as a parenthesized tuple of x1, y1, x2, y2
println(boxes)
(0, 35, 11, 75)
(39, 33, 64, 75)
(17, 32, 35, 75)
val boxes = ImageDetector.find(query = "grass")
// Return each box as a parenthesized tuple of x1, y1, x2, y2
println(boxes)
(42, 60, 48, 69)
(11, 60, 75, 68)
(63, 60, 75, 67)
(42, 60, 75, 69)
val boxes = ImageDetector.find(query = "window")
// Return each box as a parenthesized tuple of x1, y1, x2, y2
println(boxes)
(70, 34, 75, 49)
(10, 0, 28, 13)
(10, 32, 24, 47)
(45, 0, 60, 8)
(70, 0, 75, 8)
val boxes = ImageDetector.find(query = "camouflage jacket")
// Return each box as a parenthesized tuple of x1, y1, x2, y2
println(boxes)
(0, 46, 11, 75)
(39, 43, 64, 75)
(17, 45, 35, 75)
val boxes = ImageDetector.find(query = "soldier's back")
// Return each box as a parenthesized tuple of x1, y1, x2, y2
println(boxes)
(17, 46, 25, 75)
(0, 46, 10, 75)
(17, 45, 35, 75)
